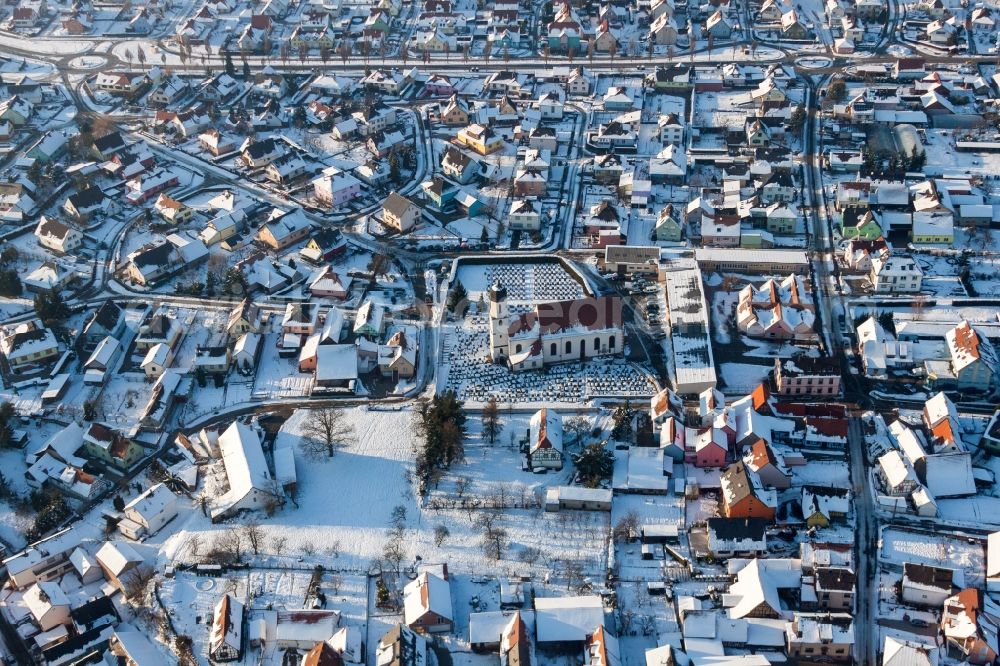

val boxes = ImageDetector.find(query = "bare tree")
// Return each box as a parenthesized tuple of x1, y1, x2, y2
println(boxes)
(478, 513, 509, 560)
(454, 476, 470, 499)
(518, 546, 542, 565)
(185, 534, 203, 559)
(482, 396, 501, 444)
(300, 408, 355, 458)
(261, 479, 285, 516)
(328, 572, 343, 595)
(564, 558, 584, 591)
(121, 564, 156, 604)
(383, 536, 406, 574)
(433, 524, 450, 547)
(271, 535, 288, 556)
(214, 527, 244, 563)
(564, 417, 590, 446)
(241, 518, 265, 555)
(612, 511, 641, 542)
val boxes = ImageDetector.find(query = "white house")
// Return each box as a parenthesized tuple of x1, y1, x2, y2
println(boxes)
(118, 483, 178, 540)
(141, 343, 173, 378)
(403, 571, 454, 633)
(211, 422, 281, 520)
(528, 408, 564, 470)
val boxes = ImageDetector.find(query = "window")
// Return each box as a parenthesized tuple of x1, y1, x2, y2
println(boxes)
(594, 337, 600, 351)
(566, 341, 572, 354)
(609, 336, 616, 349)
(515, 344, 522, 353)
(550, 343, 556, 356)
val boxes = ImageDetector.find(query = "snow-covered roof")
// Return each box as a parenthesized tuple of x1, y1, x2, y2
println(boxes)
(214, 422, 275, 515)
(404, 572, 453, 625)
(112, 628, 169, 666)
(534, 596, 604, 643)
(123, 483, 175, 523)
(924, 452, 976, 498)
(95, 540, 143, 577)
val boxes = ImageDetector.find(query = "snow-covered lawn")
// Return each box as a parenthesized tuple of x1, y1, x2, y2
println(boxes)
(880, 526, 984, 585)
(164, 407, 610, 582)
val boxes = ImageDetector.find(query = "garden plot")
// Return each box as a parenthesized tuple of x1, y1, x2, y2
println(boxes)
(159, 569, 369, 666)
(880, 526, 984, 585)
(914, 254, 967, 297)
(433, 415, 579, 500)
(965, 255, 1000, 297)
(791, 460, 851, 487)
(455, 261, 587, 304)
(440, 318, 656, 406)
(163, 407, 610, 586)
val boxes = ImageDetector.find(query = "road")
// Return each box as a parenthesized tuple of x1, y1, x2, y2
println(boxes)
(801, 72, 878, 665)
(848, 416, 878, 666)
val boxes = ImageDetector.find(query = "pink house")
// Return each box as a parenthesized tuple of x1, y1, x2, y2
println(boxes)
(312, 171, 363, 209)
(422, 74, 455, 97)
(693, 427, 728, 468)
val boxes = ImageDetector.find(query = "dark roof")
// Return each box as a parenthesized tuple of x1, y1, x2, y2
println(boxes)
(707, 517, 768, 542)
(131, 242, 174, 268)
(92, 131, 126, 153)
(8, 327, 48, 352)
(442, 146, 473, 170)
(815, 567, 856, 591)
(722, 461, 756, 505)
(509, 295, 623, 336)
(36, 216, 73, 240)
(763, 171, 795, 188)
(384, 191, 416, 218)
(310, 228, 344, 251)
(903, 562, 955, 591)
(591, 200, 619, 222)
(90, 300, 123, 331)
(143, 313, 173, 337)
(68, 186, 105, 210)
(781, 355, 841, 376)
(244, 138, 278, 160)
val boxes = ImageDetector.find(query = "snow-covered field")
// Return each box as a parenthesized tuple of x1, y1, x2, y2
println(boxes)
(880, 526, 984, 585)
(163, 407, 610, 580)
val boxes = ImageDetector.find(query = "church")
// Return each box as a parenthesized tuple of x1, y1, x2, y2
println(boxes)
(487, 281, 624, 371)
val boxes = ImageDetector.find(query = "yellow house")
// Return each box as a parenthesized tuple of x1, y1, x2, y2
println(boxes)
(456, 124, 503, 155)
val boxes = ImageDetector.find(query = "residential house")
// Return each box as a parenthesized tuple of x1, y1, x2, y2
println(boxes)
(257, 209, 311, 250)
(456, 124, 503, 155)
(403, 571, 454, 633)
(527, 408, 563, 470)
(1, 319, 58, 368)
(902, 563, 959, 608)
(118, 483, 178, 540)
(720, 461, 777, 520)
(83, 423, 144, 471)
(34, 217, 82, 255)
(383, 192, 421, 233)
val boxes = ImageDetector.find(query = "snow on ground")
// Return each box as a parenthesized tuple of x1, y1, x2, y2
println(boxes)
(718, 362, 771, 394)
(164, 406, 609, 582)
(790, 460, 850, 487)
(880, 526, 984, 585)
